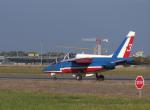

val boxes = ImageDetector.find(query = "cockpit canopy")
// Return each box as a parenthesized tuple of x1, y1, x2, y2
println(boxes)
(52, 53, 76, 64)
(62, 53, 76, 60)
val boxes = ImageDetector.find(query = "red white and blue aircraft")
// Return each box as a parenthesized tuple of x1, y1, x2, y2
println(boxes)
(43, 31, 135, 80)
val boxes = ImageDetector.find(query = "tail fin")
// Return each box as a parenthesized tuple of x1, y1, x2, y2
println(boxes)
(113, 31, 135, 58)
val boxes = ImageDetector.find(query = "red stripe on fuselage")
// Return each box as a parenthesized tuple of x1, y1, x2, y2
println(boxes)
(123, 37, 134, 58)
(75, 58, 92, 64)
(61, 67, 103, 73)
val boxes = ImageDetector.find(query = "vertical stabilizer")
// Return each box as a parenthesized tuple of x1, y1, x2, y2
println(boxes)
(113, 31, 135, 58)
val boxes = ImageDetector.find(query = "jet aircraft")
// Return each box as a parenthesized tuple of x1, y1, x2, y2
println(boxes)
(43, 31, 135, 80)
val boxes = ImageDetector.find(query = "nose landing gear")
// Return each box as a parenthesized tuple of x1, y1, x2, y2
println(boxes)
(51, 73, 57, 80)
(76, 74, 82, 80)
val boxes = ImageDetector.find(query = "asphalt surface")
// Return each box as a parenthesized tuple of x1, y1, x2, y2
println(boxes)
(0, 74, 150, 80)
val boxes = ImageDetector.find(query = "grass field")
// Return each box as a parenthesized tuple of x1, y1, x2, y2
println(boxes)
(0, 65, 150, 110)
(104, 66, 150, 77)
(0, 65, 43, 74)
(0, 90, 150, 110)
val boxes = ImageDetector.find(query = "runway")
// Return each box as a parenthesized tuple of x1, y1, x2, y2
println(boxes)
(0, 74, 150, 80)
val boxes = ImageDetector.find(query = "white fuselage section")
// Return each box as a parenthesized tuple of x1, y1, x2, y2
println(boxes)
(75, 54, 113, 59)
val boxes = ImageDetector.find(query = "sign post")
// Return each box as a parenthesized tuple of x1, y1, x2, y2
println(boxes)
(135, 76, 144, 98)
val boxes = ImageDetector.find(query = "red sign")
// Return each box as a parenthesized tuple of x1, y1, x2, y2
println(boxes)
(135, 76, 144, 89)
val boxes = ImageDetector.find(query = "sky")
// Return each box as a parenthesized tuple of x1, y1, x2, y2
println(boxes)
(0, 0, 150, 55)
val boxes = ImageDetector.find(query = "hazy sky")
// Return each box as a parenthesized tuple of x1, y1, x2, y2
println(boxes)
(0, 0, 150, 55)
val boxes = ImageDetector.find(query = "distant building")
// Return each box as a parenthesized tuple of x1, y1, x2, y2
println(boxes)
(0, 56, 5, 64)
(134, 51, 144, 57)
(28, 52, 39, 57)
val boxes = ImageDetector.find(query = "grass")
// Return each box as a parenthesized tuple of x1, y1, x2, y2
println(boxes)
(0, 66, 149, 110)
(104, 67, 150, 77)
(0, 90, 150, 110)
(0, 66, 43, 74)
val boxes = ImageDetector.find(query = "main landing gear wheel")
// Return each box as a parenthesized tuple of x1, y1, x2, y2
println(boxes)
(52, 76, 57, 80)
(96, 73, 104, 81)
(51, 73, 57, 80)
(76, 74, 82, 81)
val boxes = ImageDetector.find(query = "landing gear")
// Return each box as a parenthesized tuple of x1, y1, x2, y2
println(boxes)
(96, 73, 104, 81)
(51, 73, 57, 80)
(76, 74, 82, 81)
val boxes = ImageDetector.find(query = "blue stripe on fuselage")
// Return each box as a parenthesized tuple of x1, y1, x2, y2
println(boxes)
(112, 37, 127, 58)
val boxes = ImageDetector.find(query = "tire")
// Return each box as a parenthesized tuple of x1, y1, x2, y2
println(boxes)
(76, 75, 82, 80)
(51, 73, 57, 80)
(52, 77, 57, 80)
(96, 74, 104, 81)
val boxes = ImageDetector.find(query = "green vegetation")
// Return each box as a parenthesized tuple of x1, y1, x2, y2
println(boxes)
(0, 90, 150, 110)
(0, 66, 149, 110)
(0, 66, 43, 74)
(104, 67, 150, 76)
